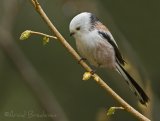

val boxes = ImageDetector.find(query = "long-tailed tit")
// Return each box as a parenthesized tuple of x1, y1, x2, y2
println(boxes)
(69, 12, 149, 105)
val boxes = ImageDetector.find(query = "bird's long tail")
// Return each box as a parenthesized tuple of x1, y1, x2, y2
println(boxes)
(115, 61, 149, 105)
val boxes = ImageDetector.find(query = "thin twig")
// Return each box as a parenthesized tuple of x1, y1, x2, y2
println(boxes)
(30, 30, 57, 39)
(107, 106, 124, 116)
(29, 0, 151, 121)
(0, 0, 69, 121)
(20, 30, 57, 40)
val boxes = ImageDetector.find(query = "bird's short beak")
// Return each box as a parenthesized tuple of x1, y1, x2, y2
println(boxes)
(70, 32, 74, 36)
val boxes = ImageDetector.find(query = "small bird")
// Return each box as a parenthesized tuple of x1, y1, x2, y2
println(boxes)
(69, 12, 149, 105)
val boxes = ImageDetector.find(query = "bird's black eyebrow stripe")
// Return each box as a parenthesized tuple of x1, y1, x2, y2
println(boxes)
(90, 13, 99, 25)
(98, 31, 125, 65)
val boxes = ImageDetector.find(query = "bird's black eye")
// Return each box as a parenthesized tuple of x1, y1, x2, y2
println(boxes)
(76, 26, 80, 30)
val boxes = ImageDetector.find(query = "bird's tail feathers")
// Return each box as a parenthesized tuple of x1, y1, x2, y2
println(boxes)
(115, 62, 149, 105)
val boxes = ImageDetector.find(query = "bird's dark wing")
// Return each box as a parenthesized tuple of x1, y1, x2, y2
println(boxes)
(98, 31, 125, 65)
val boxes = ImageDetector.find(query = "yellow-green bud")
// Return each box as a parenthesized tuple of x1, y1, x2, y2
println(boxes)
(43, 36, 50, 45)
(82, 72, 92, 81)
(20, 30, 31, 40)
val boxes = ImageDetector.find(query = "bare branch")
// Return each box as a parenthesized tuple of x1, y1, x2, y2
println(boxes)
(28, 0, 151, 121)
(20, 30, 57, 40)
(0, 0, 69, 121)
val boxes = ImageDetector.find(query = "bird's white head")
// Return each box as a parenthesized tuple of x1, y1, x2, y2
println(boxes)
(69, 12, 99, 38)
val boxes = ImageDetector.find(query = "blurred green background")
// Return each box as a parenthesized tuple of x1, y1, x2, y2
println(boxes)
(0, 0, 159, 121)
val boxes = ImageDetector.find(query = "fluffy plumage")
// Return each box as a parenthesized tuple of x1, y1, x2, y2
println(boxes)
(69, 12, 149, 105)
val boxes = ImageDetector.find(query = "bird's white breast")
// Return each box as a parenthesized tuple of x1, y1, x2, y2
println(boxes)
(75, 30, 97, 65)
(75, 30, 116, 68)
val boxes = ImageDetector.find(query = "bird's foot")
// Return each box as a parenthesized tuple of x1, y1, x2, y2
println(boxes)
(90, 69, 96, 75)
(78, 57, 87, 64)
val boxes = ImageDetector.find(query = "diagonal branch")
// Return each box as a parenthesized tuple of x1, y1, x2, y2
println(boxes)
(0, 0, 69, 121)
(29, 0, 151, 121)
